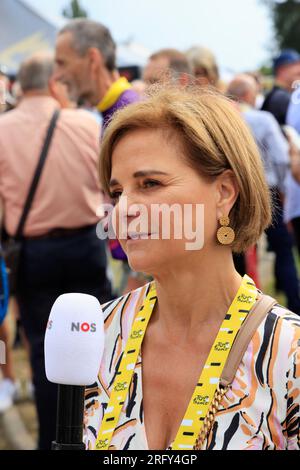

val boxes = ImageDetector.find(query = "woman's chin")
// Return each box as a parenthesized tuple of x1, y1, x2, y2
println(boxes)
(127, 253, 154, 276)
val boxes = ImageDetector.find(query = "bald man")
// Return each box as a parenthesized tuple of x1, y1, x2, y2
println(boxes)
(227, 74, 258, 107)
(228, 74, 300, 316)
(228, 74, 291, 188)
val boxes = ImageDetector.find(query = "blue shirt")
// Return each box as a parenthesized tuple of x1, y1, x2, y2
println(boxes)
(287, 88, 300, 133)
(243, 108, 290, 192)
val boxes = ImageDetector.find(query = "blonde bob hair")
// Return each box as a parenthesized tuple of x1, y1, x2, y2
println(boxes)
(100, 86, 272, 253)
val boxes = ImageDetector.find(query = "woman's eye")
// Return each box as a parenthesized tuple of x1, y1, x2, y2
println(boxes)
(110, 190, 122, 201)
(142, 179, 161, 189)
(110, 180, 160, 200)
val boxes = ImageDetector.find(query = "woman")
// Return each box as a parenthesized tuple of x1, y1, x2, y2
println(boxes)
(84, 87, 300, 450)
(186, 46, 221, 90)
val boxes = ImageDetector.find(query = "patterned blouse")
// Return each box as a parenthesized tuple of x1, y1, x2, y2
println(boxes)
(83, 282, 300, 450)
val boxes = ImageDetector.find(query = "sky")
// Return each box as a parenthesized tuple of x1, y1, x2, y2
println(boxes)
(25, 0, 274, 73)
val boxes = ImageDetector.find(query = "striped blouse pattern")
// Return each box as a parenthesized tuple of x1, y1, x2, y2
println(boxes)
(84, 282, 300, 450)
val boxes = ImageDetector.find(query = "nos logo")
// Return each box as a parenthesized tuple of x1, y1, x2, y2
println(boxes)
(71, 322, 97, 333)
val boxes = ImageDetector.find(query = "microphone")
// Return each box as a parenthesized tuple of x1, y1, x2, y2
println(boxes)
(44, 293, 105, 451)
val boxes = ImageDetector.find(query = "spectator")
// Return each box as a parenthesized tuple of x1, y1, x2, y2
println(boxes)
(282, 124, 300, 257)
(228, 74, 300, 315)
(55, 19, 139, 129)
(283, 76, 300, 254)
(143, 48, 192, 87)
(10, 80, 23, 107)
(55, 19, 145, 294)
(131, 79, 147, 97)
(48, 78, 76, 109)
(0, 66, 13, 113)
(186, 46, 220, 88)
(287, 84, 300, 133)
(0, 52, 111, 449)
(246, 71, 265, 109)
(0, 315, 21, 413)
(262, 49, 300, 125)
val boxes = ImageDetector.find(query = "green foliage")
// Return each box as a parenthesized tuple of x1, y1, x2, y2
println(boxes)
(262, 0, 300, 52)
(259, 64, 273, 76)
(63, 0, 88, 19)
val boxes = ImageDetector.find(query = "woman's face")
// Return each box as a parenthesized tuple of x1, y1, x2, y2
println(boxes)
(109, 128, 225, 275)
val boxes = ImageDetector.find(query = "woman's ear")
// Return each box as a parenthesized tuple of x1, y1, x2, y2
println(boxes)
(215, 170, 239, 219)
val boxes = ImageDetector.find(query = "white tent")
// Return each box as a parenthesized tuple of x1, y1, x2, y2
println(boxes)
(0, 0, 148, 75)
(117, 42, 150, 68)
(0, 0, 58, 74)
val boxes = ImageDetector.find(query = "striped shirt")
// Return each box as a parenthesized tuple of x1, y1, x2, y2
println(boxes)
(84, 282, 300, 450)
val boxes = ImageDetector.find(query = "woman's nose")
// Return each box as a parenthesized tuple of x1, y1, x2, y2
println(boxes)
(118, 193, 142, 219)
(116, 196, 148, 238)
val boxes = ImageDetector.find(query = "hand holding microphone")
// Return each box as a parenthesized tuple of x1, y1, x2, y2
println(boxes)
(44, 293, 105, 450)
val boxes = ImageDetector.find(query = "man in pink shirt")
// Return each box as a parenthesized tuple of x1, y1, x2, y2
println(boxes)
(0, 53, 111, 449)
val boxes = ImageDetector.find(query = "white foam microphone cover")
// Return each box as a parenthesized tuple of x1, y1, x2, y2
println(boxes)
(44, 293, 105, 386)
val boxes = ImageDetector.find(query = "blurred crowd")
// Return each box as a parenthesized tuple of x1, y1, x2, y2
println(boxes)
(1, 19, 300, 449)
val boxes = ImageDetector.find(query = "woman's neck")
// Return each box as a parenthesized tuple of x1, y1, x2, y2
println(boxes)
(151, 249, 243, 343)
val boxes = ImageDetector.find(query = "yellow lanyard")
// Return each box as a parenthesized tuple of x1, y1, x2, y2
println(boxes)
(95, 275, 258, 450)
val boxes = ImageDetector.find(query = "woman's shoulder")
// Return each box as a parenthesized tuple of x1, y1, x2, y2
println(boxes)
(260, 300, 300, 349)
(265, 302, 300, 330)
(254, 301, 300, 374)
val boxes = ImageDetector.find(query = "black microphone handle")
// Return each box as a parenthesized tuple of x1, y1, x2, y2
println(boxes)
(52, 385, 86, 451)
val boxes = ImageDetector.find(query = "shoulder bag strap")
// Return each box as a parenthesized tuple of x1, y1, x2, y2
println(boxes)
(15, 109, 60, 239)
(220, 294, 278, 387)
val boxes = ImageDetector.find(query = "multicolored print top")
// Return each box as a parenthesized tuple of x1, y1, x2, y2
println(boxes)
(83, 281, 300, 450)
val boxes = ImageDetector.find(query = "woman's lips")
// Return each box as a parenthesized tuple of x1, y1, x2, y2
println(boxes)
(117, 231, 159, 241)
(127, 233, 153, 240)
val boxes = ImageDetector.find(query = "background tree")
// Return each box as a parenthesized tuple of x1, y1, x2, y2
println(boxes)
(262, 0, 300, 52)
(63, 0, 88, 19)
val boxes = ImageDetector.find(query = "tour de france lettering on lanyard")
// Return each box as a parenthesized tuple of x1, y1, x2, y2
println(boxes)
(95, 274, 258, 451)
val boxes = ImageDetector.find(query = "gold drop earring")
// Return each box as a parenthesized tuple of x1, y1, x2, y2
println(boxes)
(217, 215, 235, 245)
